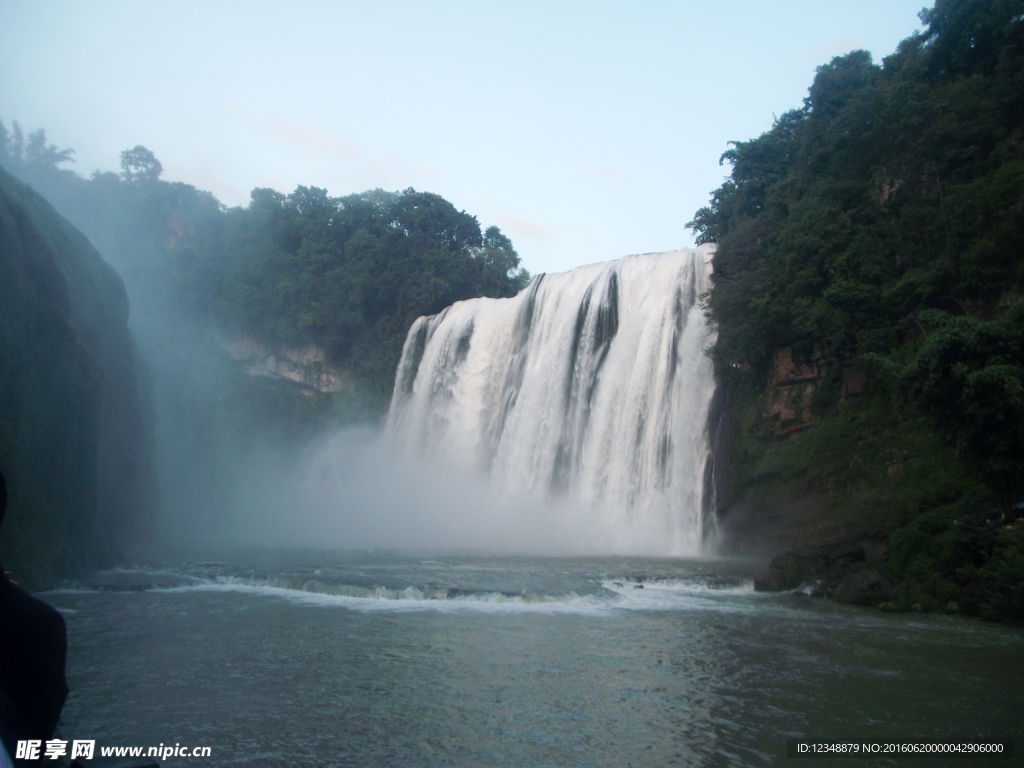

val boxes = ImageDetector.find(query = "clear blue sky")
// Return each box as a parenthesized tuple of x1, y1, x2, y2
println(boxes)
(0, 1, 928, 275)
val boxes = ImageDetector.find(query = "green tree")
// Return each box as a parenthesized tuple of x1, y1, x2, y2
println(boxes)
(472, 225, 531, 297)
(891, 306, 1024, 511)
(2, 122, 529, 412)
(120, 145, 163, 183)
(0, 120, 74, 174)
(690, 0, 1024, 507)
(24, 128, 75, 170)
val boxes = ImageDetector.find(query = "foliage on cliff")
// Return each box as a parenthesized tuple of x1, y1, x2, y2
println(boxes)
(0, 130, 530, 410)
(692, 0, 1024, 509)
(691, 2, 1024, 371)
(729, 388, 1023, 621)
(694, 0, 1024, 620)
(176, 187, 530, 405)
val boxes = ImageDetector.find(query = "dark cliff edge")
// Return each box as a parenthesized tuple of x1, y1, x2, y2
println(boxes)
(0, 167, 157, 589)
(709, 351, 1024, 624)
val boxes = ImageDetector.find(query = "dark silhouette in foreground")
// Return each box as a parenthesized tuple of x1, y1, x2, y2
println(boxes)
(0, 468, 68, 764)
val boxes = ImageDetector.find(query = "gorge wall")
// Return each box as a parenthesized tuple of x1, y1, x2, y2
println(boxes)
(0, 168, 157, 588)
(222, 334, 353, 397)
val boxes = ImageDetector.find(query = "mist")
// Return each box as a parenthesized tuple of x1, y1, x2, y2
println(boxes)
(0, 140, 535, 557)
(1, 125, 717, 563)
(200, 426, 707, 557)
(92, 206, 718, 559)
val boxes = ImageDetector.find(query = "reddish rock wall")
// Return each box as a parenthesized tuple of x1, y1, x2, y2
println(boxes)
(761, 347, 866, 435)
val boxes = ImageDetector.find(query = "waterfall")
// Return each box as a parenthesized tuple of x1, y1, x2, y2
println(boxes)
(386, 246, 717, 555)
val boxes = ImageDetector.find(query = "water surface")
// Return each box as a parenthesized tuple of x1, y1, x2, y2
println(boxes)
(46, 553, 1023, 767)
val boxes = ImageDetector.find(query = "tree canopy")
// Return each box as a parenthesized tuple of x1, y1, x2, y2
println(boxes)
(0, 130, 530, 410)
(690, 0, 1024, 507)
(119, 145, 163, 184)
(178, 184, 530, 401)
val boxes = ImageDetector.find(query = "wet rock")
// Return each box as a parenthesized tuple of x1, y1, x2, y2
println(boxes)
(832, 569, 893, 605)
(754, 548, 831, 592)
(829, 546, 866, 568)
(0, 168, 157, 589)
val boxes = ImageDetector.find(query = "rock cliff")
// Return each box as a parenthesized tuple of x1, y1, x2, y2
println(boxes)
(0, 168, 157, 588)
(709, 348, 1021, 622)
(710, 349, 876, 560)
(761, 347, 867, 436)
(221, 334, 352, 396)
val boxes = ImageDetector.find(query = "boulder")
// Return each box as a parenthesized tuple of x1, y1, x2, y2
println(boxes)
(754, 548, 831, 592)
(832, 569, 893, 605)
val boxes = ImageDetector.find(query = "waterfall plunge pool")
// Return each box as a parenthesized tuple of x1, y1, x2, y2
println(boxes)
(45, 552, 1023, 767)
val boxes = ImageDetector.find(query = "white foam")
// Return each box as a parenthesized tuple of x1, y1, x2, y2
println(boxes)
(157, 572, 758, 616)
(175, 578, 610, 615)
(386, 247, 717, 557)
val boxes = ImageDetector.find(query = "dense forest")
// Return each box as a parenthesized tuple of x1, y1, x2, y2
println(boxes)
(0, 129, 530, 410)
(692, 0, 1024, 621)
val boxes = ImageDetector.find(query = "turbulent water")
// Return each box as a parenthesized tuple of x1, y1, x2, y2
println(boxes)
(46, 553, 1023, 768)
(387, 247, 717, 555)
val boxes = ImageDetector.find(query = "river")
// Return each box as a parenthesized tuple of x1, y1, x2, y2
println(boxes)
(45, 552, 1022, 767)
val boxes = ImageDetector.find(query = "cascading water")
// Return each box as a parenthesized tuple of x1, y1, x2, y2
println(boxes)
(386, 246, 717, 555)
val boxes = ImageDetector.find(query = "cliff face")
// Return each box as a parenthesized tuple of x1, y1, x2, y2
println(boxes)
(709, 350, 1024, 622)
(222, 334, 353, 396)
(761, 347, 867, 436)
(711, 350, 882, 560)
(0, 168, 157, 588)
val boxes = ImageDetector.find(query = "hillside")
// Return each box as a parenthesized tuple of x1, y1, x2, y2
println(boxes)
(0, 135, 530, 416)
(696, 0, 1024, 622)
